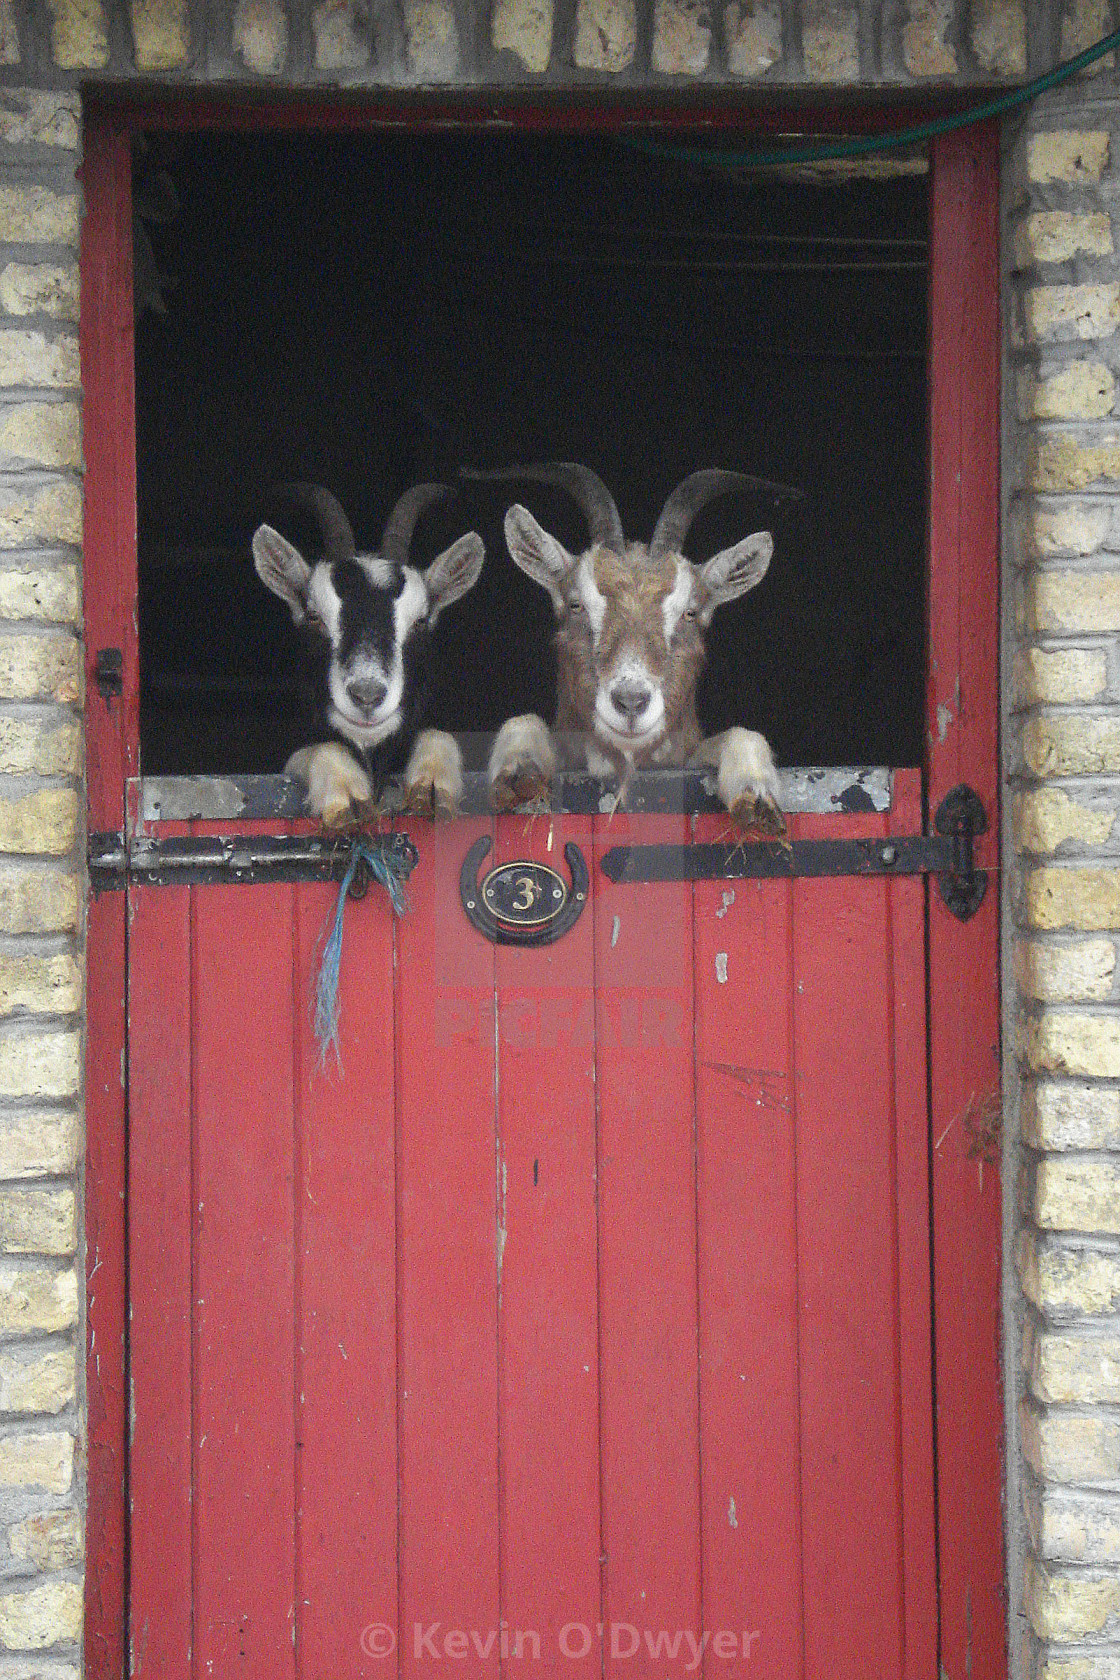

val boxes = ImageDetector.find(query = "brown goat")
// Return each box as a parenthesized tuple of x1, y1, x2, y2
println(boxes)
(483, 464, 788, 833)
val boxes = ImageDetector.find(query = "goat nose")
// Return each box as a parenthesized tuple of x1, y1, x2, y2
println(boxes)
(611, 682, 652, 720)
(346, 676, 388, 712)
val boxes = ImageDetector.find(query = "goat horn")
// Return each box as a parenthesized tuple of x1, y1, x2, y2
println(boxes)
(650, 470, 803, 558)
(380, 483, 450, 567)
(278, 483, 356, 564)
(462, 462, 624, 554)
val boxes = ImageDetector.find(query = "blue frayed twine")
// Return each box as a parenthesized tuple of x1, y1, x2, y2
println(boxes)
(314, 835, 414, 1070)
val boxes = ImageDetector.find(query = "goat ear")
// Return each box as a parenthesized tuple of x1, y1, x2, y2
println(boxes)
(423, 533, 485, 625)
(504, 504, 573, 611)
(253, 524, 312, 625)
(695, 531, 773, 625)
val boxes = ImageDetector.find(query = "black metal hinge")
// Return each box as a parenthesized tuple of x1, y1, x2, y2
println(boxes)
(90, 787, 987, 921)
(599, 785, 988, 921)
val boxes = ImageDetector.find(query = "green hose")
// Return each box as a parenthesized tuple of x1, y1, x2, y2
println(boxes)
(623, 25, 1120, 170)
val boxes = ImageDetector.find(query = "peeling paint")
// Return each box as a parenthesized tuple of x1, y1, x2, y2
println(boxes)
(134, 1614, 150, 1676)
(716, 889, 735, 919)
(496, 1149, 508, 1292)
(715, 952, 728, 984)
(728, 1496, 738, 1528)
(611, 914, 621, 947)
(937, 701, 954, 742)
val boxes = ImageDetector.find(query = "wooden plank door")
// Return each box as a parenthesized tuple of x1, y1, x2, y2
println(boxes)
(82, 112, 1003, 1680)
(127, 771, 937, 1680)
(129, 840, 401, 1680)
(690, 774, 935, 1680)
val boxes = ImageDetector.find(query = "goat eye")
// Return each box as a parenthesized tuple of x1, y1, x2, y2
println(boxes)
(685, 606, 699, 621)
(568, 597, 583, 613)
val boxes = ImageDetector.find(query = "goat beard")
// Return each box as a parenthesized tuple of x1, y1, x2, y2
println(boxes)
(589, 723, 665, 786)
(590, 715, 703, 776)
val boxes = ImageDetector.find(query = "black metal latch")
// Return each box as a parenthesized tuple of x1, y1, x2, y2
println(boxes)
(94, 648, 122, 702)
(87, 830, 419, 894)
(599, 784, 988, 922)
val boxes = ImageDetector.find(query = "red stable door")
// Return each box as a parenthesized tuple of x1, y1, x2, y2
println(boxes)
(82, 110, 1003, 1680)
(126, 772, 936, 1680)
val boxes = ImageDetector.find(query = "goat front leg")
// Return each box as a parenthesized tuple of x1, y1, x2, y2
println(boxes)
(402, 728, 464, 819)
(286, 743, 372, 829)
(488, 714, 557, 811)
(691, 728, 786, 836)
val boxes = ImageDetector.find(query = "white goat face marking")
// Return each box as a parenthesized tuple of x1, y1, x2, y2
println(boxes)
(395, 567, 429, 640)
(576, 558, 606, 639)
(661, 561, 693, 643)
(358, 554, 396, 591)
(307, 563, 342, 641)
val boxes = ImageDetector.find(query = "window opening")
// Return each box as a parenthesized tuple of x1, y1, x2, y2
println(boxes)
(134, 132, 928, 779)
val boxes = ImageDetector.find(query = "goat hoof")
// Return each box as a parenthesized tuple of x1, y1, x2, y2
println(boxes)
(403, 780, 458, 821)
(318, 799, 361, 832)
(730, 791, 787, 839)
(318, 796, 377, 834)
(490, 764, 553, 812)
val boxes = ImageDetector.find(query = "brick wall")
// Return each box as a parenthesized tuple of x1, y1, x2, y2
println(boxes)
(0, 86, 83, 1680)
(0, 0, 1103, 1671)
(1006, 77, 1120, 1679)
(0, 0, 1044, 88)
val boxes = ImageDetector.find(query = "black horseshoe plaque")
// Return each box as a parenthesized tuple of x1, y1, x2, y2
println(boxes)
(460, 836, 588, 947)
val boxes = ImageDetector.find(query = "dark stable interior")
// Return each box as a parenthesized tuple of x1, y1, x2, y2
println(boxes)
(134, 132, 929, 777)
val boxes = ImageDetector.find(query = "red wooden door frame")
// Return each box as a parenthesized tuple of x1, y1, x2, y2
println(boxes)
(81, 116, 136, 1680)
(80, 104, 1002, 1680)
(926, 122, 1004, 1680)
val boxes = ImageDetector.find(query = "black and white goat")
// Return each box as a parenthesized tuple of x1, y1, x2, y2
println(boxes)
(253, 483, 484, 824)
(482, 463, 788, 833)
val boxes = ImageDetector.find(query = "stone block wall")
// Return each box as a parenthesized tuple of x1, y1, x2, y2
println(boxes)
(1006, 77, 1120, 1680)
(0, 0, 1048, 90)
(0, 86, 83, 1680)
